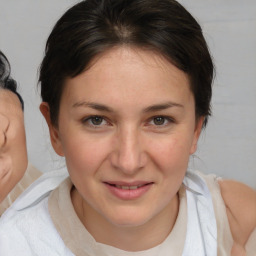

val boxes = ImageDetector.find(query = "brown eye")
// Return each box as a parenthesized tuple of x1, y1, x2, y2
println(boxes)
(153, 117, 165, 125)
(90, 116, 103, 125)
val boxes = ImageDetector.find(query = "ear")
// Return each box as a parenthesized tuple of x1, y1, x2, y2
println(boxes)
(40, 102, 64, 156)
(190, 116, 204, 155)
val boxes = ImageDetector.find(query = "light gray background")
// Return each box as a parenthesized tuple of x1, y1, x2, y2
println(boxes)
(0, 0, 255, 188)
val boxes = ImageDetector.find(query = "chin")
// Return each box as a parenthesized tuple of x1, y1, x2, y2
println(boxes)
(107, 209, 152, 228)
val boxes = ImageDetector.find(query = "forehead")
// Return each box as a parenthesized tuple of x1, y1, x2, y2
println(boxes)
(62, 47, 192, 108)
(85, 47, 189, 83)
(0, 89, 22, 112)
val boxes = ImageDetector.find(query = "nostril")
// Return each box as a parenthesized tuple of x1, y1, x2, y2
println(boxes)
(109, 135, 147, 173)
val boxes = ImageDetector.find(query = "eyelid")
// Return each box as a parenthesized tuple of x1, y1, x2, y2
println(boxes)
(81, 115, 175, 129)
(146, 116, 175, 126)
(82, 115, 110, 127)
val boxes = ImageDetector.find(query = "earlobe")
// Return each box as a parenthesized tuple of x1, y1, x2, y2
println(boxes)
(39, 102, 64, 156)
(190, 117, 204, 155)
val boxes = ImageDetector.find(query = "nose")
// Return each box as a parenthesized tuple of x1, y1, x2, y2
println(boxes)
(110, 126, 147, 175)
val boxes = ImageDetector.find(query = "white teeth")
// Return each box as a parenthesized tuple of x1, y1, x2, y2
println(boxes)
(115, 185, 143, 190)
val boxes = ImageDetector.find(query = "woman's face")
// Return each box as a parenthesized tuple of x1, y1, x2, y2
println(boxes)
(44, 47, 203, 228)
(0, 89, 27, 202)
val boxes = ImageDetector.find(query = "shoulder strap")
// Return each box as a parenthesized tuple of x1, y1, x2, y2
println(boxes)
(11, 168, 68, 212)
(182, 171, 217, 256)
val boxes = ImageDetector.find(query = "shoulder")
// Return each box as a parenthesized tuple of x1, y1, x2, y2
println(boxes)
(0, 197, 68, 255)
(0, 195, 48, 229)
(0, 163, 42, 215)
(0, 174, 69, 255)
(218, 179, 256, 247)
(0, 196, 48, 252)
(7, 168, 68, 211)
(0, 168, 68, 230)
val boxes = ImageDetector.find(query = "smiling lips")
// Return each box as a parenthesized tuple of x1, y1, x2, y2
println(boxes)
(114, 184, 146, 190)
(104, 182, 153, 200)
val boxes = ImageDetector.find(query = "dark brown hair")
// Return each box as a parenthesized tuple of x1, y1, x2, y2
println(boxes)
(0, 51, 24, 110)
(39, 0, 214, 126)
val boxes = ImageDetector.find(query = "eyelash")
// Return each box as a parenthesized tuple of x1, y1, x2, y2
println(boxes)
(147, 116, 175, 127)
(82, 116, 109, 127)
(81, 115, 175, 129)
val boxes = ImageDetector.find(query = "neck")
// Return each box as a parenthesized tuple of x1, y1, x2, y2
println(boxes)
(71, 188, 179, 251)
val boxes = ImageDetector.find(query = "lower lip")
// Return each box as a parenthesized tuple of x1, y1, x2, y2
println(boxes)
(104, 183, 153, 200)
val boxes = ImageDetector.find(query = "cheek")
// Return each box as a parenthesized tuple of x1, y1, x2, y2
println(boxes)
(149, 134, 193, 174)
(62, 134, 110, 177)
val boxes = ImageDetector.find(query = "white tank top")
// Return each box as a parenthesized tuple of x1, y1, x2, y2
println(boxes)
(47, 170, 218, 256)
(182, 170, 217, 256)
(0, 170, 218, 256)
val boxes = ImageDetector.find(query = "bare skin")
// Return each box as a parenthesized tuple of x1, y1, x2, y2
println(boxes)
(41, 47, 203, 251)
(219, 180, 256, 255)
(41, 47, 256, 252)
(0, 89, 28, 203)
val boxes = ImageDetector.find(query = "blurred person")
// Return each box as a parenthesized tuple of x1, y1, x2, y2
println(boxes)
(0, 51, 41, 214)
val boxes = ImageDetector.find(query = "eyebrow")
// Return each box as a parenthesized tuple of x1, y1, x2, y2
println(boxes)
(72, 101, 183, 112)
(143, 102, 184, 113)
(72, 101, 114, 112)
